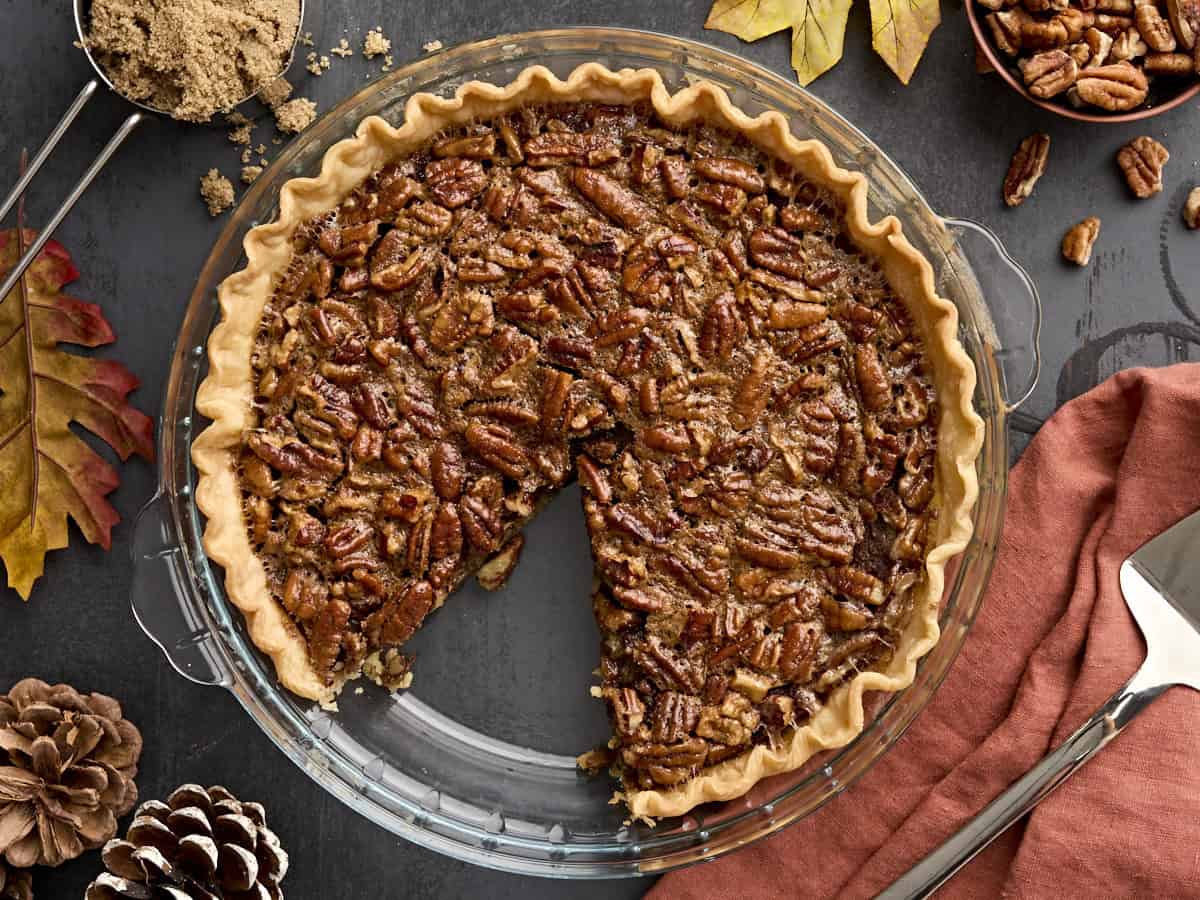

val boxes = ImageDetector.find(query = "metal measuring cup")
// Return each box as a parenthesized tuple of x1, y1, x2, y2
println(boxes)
(0, 0, 305, 301)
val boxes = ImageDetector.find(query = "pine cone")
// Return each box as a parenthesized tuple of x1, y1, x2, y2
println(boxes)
(0, 678, 142, 868)
(85, 785, 289, 900)
(0, 861, 33, 900)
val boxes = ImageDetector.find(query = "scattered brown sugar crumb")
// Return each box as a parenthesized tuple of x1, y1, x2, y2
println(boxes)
(257, 76, 293, 109)
(306, 51, 330, 75)
(242, 165, 264, 185)
(299, 31, 313, 47)
(363, 28, 391, 59)
(240, 146, 253, 164)
(200, 169, 235, 217)
(381, 54, 394, 72)
(226, 111, 253, 146)
(423, 39, 444, 53)
(331, 38, 354, 58)
(275, 97, 317, 133)
(85, 0, 301, 123)
(256, 143, 268, 155)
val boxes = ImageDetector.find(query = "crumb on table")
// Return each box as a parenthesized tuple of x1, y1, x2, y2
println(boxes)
(274, 97, 317, 133)
(242, 165, 264, 184)
(364, 27, 391, 58)
(200, 169, 235, 216)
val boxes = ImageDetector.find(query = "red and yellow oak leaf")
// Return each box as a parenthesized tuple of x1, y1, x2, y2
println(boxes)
(0, 228, 155, 598)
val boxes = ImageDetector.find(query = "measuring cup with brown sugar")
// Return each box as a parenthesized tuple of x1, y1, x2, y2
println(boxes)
(0, 0, 305, 301)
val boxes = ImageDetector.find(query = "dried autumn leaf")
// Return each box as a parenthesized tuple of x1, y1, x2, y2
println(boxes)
(706, 0, 940, 84)
(870, 0, 941, 84)
(706, 0, 854, 86)
(0, 226, 154, 599)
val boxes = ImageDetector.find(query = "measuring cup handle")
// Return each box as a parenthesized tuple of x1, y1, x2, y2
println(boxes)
(130, 490, 232, 689)
(0, 102, 145, 302)
(940, 217, 1043, 414)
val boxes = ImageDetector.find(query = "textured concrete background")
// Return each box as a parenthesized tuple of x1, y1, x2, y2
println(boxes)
(0, 0, 1197, 896)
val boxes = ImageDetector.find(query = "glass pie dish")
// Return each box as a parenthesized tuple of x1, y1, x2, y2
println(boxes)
(130, 28, 1042, 879)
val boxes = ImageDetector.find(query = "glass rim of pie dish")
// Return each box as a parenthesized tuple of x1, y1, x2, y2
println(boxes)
(132, 26, 1038, 879)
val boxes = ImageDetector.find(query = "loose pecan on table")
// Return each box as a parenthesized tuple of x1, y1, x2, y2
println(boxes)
(1003, 133, 1052, 206)
(1184, 186, 1200, 228)
(1116, 135, 1170, 196)
(1061, 216, 1102, 265)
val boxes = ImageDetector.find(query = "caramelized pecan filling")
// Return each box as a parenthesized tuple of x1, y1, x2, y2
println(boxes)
(239, 102, 939, 793)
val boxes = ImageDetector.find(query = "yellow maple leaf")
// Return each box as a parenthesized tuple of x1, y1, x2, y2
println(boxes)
(706, 0, 939, 85)
(870, 0, 941, 84)
(706, 0, 854, 86)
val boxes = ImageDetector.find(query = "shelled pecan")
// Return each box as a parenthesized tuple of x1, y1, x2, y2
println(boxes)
(1116, 135, 1170, 196)
(1003, 133, 1052, 206)
(1062, 216, 1103, 264)
(978, 0, 1199, 112)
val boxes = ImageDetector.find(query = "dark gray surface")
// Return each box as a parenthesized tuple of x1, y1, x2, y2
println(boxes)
(0, 0, 1197, 897)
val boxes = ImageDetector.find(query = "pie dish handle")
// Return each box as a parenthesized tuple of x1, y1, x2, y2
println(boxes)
(130, 489, 234, 689)
(937, 216, 1043, 413)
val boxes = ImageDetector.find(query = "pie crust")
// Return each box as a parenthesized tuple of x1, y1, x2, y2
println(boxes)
(193, 62, 983, 818)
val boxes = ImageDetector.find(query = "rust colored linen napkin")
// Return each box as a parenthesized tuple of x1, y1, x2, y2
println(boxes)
(650, 363, 1200, 900)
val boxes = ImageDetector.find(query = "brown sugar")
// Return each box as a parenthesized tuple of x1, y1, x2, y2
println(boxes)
(363, 28, 390, 59)
(200, 169, 235, 216)
(85, 0, 301, 123)
(257, 76, 293, 109)
(274, 97, 317, 133)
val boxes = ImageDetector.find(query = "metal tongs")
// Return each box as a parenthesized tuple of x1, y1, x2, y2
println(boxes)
(0, 0, 304, 299)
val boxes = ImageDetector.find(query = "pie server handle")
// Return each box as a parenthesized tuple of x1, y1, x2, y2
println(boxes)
(130, 488, 233, 689)
(876, 665, 1168, 900)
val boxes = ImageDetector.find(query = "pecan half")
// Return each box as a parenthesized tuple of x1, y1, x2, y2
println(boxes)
(1142, 50, 1196, 72)
(1083, 26, 1116, 64)
(572, 168, 653, 229)
(464, 421, 529, 478)
(989, 8, 1036, 54)
(425, 157, 490, 209)
(1184, 187, 1200, 229)
(1116, 135, 1169, 197)
(365, 580, 436, 646)
(1019, 49, 1079, 96)
(370, 233, 435, 291)
(477, 534, 525, 590)
(1167, 0, 1200, 47)
(1061, 216, 1102, 266)
(694, 157, 766, 194)
(1003, 133, 1051, 207)
(1135, 2, 1177, 50)
(1074, 60, 1148, 109)
(1109, 26, 1148, 60)
(649, 692, 703, 743)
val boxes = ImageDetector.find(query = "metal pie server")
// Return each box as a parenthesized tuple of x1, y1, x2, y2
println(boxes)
(880, 505, 1200, 899)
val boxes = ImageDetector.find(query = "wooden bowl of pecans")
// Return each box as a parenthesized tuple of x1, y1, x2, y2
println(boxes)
(967, 0, 1200, 121)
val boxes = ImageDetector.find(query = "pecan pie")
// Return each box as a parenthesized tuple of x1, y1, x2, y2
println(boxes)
(194, 64, 983, 818)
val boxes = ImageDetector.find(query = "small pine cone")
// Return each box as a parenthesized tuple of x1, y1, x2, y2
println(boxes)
(0, 861, 33, 900)
(0, 679, 142, 868)
(85, 785, 289, 900)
